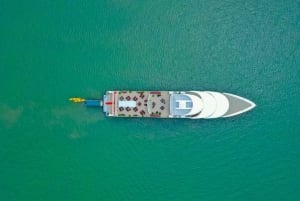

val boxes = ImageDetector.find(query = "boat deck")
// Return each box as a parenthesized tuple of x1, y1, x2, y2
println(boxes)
(104, 91, 170, 118)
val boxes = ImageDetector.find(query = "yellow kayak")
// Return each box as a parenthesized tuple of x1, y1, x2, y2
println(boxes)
(69, 97, 86, 103)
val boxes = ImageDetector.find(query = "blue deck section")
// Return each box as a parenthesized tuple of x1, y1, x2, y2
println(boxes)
(84, 100, 101, 107)
(170, 94, 193, 116)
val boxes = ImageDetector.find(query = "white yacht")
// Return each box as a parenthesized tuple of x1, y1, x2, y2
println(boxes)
(70, 90, 256, 119)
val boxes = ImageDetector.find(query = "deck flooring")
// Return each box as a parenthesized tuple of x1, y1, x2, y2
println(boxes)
(105, 91, 170, 118)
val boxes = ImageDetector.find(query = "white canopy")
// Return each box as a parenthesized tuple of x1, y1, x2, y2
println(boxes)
(118, 101, 136, 108)
(185, 94, 203, 116)
(191, 92, 217, 119)
(205, 92, 229, 118)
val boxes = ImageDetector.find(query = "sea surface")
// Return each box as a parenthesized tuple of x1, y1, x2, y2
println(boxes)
(1, 1, 300, 200)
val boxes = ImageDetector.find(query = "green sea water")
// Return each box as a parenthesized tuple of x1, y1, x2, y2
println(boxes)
(1, 0, 300, 200)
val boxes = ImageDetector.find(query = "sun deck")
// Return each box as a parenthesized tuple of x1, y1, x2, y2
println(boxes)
(103, 91, 170, 118)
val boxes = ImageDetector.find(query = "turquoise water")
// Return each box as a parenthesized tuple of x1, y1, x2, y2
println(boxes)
(1, 1, 300, 200)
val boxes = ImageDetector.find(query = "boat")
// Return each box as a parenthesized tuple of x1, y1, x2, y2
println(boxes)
(69, 91, 256, 119)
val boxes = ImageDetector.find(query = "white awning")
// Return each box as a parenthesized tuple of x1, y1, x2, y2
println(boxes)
(185, 94, 203, 116)
(118, 101, 136, 108)
(191, 92, 217, 119)
(205, 92, 229, 118)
